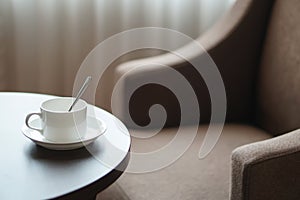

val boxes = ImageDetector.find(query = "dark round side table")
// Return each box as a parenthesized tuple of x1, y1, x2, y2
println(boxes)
(0, 92, 131, 199)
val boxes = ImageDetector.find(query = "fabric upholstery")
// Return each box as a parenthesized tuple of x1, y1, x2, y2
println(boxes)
(98, 0, 300, 199)
(207, 0, 273, 123)
(256, 0, 300, 135)
(113, 0, 274, 127)
(99, 124, 270, 200)
(231, 128, 300, 200)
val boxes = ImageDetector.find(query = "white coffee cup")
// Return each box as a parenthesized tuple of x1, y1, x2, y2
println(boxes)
(25, 97, 87, 142)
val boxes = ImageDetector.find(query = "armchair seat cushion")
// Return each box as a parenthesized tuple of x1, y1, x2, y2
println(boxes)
(97, 124, 270, 200)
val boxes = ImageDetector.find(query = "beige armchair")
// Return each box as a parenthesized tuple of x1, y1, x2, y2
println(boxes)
(98, 0, 300, 199)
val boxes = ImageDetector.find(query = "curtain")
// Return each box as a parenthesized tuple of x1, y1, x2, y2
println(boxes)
(0, 0, 235, 103)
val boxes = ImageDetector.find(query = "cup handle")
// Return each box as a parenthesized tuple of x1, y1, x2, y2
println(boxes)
(25, 113, 43, 132)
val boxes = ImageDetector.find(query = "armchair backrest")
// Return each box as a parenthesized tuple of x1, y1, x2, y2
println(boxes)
(256, 0, 300, 135)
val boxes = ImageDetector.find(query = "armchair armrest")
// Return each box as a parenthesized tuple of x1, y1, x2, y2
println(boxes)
(231, 129, 300, 200)
(111, 0, 273, 128)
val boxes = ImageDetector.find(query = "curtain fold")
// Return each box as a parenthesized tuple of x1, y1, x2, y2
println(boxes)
(0, 0, 6, 90)
(0, 0, 235, 97)
(0, 0, 12, 90)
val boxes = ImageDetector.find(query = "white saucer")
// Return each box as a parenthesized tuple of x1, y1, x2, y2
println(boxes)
(21, 116, 107, 150)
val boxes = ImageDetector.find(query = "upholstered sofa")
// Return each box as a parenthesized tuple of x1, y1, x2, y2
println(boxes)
(97, 0, 300, 199)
